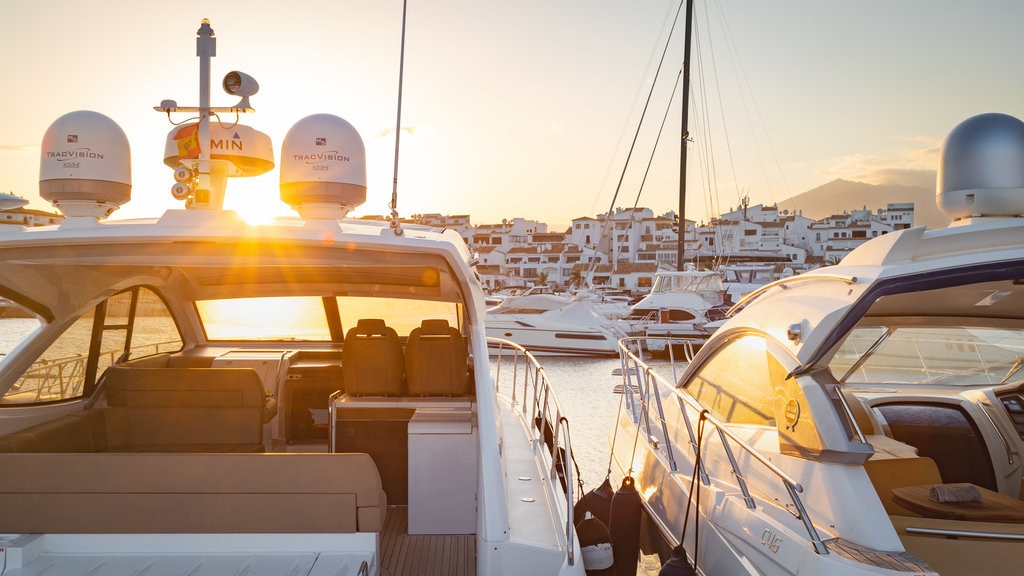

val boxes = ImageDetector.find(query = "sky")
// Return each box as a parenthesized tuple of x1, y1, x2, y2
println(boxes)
(2, 1, 1024, 230)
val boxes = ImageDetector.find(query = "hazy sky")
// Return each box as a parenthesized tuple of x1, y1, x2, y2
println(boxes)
(2, 1, 1022, 229)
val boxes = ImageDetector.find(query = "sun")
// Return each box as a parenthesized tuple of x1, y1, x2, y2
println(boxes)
(223, 180, 297, 224)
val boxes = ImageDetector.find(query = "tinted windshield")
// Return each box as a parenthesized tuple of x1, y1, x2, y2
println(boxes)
(197, 295, 462, 341)
(830, 325, 1024, 386)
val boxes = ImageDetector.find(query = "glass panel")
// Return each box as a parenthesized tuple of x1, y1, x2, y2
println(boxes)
(831, 326, 1024, 385)
(3, 311, 95, 404)
(336, 296, 460, 337)
(117, 288, 182, 362)
(197, 297, 332, 341)
(1, 287, 182, 405)
(0, 299, 42, 358)
(685, 335, 778, 426)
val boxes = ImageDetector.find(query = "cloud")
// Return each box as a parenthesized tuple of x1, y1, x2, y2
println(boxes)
(0, 145, 36, 153)
(818, 134, 940, 189)
(377, 126, 418, 138)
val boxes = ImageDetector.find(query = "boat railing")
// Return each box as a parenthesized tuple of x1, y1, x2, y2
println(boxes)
(617, 336, 829, 555)
(489, 337, 577, 568)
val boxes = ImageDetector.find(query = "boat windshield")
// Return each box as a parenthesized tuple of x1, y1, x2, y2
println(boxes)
(197, 295, 461, 341)
(830, 325, 1024, 386)
(652, 273, 724, 294)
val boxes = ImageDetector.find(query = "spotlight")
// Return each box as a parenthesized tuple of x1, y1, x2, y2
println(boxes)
(222, 71, 259, 110)
(173, 165, 194, 184)
(171, 182, 192, 200)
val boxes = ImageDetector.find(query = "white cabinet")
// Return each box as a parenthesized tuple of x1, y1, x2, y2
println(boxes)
(407, 408, 477, 534)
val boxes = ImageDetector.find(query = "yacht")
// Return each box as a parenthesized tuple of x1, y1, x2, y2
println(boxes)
(619, 265, 725, 353)
(0, 20, 584, 576)
(608, 112, 1024, 575)
(486, 292, 625, 356)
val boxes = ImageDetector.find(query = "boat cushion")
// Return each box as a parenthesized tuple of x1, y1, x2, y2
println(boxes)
(342, 319, 405, 396)
(405, 319, 470, 396)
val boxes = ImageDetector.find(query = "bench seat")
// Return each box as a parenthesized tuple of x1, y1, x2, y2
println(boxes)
(0, 452, 386, 533)
(0, 365, 277, 453)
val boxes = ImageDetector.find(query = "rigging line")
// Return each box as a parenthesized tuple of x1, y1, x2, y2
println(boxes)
(585, 0, 686, 287)
(389, 0, 409, 235)
(629, 69, 683, 212)
(588, 0, 680, 219)
(699, 3, 744, 214)
(710, 0, 793, 208)
(690, 27, 722, 230)
(689, 29, 727, 266)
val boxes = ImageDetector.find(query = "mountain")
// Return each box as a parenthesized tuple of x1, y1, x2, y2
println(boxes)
(777, 178, 952, 230)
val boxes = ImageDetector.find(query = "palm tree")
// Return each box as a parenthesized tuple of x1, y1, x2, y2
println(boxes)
(569, 268, 584, 289)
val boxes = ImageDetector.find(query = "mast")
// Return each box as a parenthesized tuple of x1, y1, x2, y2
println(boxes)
(676, 0, 694, 271)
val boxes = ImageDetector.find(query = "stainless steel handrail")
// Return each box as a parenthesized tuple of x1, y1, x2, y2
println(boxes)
(489, 337, 577, 567)
(617, 336, 828, 555)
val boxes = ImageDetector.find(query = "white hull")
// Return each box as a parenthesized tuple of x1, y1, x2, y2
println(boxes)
(606, 111, 1024, 575)
(486, 321, 620, 356)
(0, 20, 585, 576)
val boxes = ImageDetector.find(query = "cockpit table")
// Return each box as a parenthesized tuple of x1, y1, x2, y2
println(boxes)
(891, 483, 1024, 523)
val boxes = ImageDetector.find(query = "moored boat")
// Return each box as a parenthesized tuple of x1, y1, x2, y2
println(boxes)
(0, 20, 584, 576)
(486, 293, 625, 357)
(607, 112, 1024, 575)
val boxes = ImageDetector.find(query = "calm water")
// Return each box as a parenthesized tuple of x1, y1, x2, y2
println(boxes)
(535, 355, 626, 491)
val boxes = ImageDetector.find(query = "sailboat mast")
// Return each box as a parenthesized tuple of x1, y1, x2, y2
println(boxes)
(676, 0, 694, 271)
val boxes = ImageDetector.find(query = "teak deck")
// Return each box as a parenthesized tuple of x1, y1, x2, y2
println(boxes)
(380, 505, 476, 576)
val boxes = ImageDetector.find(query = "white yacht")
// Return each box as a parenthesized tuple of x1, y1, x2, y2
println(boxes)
(0, 20, 584, 576)
(608, 112, 1024, 575)
(486, 292, 624, 356)
(619, 265, 725, 353)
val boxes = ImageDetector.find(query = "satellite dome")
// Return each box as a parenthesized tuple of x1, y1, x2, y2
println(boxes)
(39, 110, 131, 218)
(937, 112, 1024, 220)
(280, 114, 367, 220)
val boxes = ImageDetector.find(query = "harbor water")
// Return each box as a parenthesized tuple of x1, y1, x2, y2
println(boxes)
(529, 355, 627, 492)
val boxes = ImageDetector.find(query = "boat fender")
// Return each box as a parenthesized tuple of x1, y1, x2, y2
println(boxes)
(609, 475, 642, 576)
(658, 545, 697, 576)
(577, 511, 615, 575)
(575, 476, 615, 527)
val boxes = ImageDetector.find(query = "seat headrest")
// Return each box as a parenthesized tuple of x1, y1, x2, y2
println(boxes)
(420, 319, 452, 336)
(354, 318, 388, 337)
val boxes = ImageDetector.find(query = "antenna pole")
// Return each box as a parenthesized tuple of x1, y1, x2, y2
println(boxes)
(196, 19, 216, 209)
(676, 0, 693, 270)
(390, 0, 408, 235)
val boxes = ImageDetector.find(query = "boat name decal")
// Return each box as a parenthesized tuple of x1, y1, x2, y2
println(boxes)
(760, 528, 783, 553)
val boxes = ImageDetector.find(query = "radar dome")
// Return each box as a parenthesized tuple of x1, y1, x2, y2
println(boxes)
(39, 110, 131, 218)
(162, 122, 274, 176)
(280, 114, 366, 220)
(937, 112, 1024, 220)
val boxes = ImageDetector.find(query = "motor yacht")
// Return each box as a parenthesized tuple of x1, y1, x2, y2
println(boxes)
(607, 112, 1024, 575)
(619, 265, 725, 354)
(0, 20, 583, 576)
(486, 292, 625, 356)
